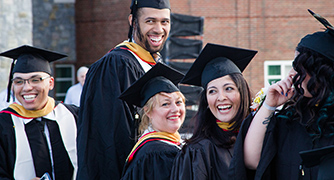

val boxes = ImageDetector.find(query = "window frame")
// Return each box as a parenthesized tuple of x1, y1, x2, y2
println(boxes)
(54, 64, 75, 101)
(264, 60, 293, 87)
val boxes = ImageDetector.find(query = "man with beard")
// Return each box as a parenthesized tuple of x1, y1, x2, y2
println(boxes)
(76, 0, 171, 179)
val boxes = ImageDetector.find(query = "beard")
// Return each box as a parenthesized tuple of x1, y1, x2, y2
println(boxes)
(133, 22, 165, 54)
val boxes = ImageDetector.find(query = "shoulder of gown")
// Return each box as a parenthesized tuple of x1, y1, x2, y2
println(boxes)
(121, 140, 180, 180)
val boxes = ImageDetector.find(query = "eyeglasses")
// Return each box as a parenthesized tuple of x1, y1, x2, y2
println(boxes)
(12, 76, 51, 87)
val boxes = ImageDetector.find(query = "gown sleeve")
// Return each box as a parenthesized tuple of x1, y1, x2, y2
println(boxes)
(228, 112, 279, 180)
(171, 138, 235, 180)
(228, 114, 256, 180)
(170, 146, 208, 180)
(0, 113, 16, 180)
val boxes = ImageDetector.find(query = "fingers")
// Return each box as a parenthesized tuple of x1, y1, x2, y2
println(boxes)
(274, 78, 293, 97)
(288, 68, 297, 77)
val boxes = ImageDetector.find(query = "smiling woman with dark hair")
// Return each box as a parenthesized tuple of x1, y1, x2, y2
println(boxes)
(171, 43, 257, 180)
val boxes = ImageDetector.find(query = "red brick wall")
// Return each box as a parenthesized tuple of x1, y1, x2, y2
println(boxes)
(75, 0, 131, 67)
(75, 0, 334, 95)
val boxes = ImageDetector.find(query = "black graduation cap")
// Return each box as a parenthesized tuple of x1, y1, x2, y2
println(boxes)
(130, 0, 170, 12)
(181, 43, 257, 88)
(300, 145, 334, 180)
(119, 62, 183, 107)
(0, 45, 67, 102)
(128, 0, 171, 40)
(298, 9, 334, 62)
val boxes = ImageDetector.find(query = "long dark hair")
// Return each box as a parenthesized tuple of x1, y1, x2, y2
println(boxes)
(128, 7, 143, 42)
(184, 73, 251, 149)
(279, 46, 334, 138)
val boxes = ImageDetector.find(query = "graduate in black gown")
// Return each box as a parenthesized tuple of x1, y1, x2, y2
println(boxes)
(0, 45, 78, 180)
(119, 62, 185, 180)
(76, 0, 172, 179)
(170, 43, 257, 180)
(229, 10, 334, 180)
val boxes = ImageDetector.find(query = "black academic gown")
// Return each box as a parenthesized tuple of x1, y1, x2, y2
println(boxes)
(77, 46, 148, 180)
(0, 103, 78, 180)
(228, 109, 334, 180)
(121, 140, 180, 180)
(171, 138, 233, 180)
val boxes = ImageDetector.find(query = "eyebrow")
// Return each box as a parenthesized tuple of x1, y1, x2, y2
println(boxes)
(13, 75, 41, 79)
(145, 17, 170, 21)
(207, 82, 235, 89)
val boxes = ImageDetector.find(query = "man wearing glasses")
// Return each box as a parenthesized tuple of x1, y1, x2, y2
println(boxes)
(0, 45, 78, 180)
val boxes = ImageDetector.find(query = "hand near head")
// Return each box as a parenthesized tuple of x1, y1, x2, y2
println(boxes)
(31, 178, 40, 180)
(264, 69, 296, 107)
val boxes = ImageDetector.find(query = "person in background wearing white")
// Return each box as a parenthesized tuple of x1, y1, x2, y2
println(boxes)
(64, 66, 88, 107)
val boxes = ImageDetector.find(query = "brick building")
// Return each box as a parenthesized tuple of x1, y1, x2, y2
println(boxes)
(0, 0, 333, 101)
(75, 0, 334, 95)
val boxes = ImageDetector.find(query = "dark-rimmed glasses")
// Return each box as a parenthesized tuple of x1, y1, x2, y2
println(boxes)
(11, 76, 51, 87)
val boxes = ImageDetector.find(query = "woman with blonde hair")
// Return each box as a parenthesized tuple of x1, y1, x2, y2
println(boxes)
(119, 62, 186, 180)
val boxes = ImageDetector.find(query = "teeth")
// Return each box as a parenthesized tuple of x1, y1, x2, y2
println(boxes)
(23, 95, 36, 100)
(218, 105, 231, 110)
(168, 116, 179, 120)
(150, 36, 162, 42)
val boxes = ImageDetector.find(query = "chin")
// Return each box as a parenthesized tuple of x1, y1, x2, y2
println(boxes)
(22, 105, 38, 111)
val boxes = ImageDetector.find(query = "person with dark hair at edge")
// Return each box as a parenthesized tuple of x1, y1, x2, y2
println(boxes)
(229, 9, 334, 180)
(0, 45, 78, 180)
(76, 0, 171, 179)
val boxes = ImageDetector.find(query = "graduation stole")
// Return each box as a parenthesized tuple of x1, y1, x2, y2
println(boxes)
(216, 120, 237, 132)
(4, 97, 55, 118)
(116, 41, 157, 66)
(125, 131, 181, 165)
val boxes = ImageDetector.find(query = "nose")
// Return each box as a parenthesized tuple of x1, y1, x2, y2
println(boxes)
(22, 80, 33, 90)
(217, 91, 227, 101)
(153, 22, 164, 34)
(170, 102, 180, 113)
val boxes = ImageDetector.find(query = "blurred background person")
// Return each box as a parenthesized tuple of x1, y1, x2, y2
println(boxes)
(64, 66, 88, 107)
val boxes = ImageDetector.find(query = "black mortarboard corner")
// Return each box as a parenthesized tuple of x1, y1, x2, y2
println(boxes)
(300, 145, 334, 180)
(298, 9, 334, 61)
(119, 62, 183, 107)
(0, 45, 67, 102)
(181, 43, 257, 88)
(128, 0, 171, 40)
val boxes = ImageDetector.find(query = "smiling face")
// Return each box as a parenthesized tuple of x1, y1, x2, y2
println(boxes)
(146, 92, 185, 134)
(13, 72, 54, 110)
(131, 7, 170, 54)
(206, 75, 241, 123)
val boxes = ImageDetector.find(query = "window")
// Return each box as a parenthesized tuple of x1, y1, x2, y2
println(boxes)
(54, 0, 75, 3)
(55, 64, 75, 101)
(264, 60, 293, 87)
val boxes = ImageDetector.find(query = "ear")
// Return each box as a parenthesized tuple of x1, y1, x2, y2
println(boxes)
(49, 77, 55, 90)
(128, 14, 133, 26)
(143, 106, 151, 118)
